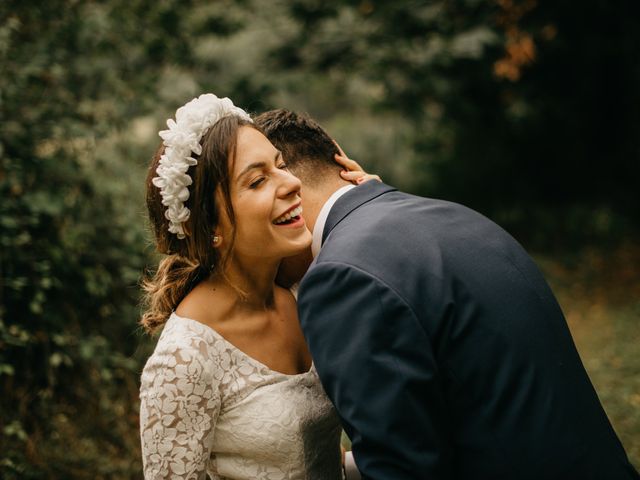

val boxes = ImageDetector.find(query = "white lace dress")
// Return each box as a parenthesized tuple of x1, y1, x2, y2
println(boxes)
(139, 312, 343, 480)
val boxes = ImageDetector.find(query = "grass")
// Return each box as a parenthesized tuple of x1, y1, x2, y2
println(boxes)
(538, 242, 640, 470)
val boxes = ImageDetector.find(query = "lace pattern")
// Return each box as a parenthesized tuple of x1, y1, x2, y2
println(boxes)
(140, 313, 342, 479)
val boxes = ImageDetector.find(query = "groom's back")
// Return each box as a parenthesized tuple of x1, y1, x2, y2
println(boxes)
(313, 185, 637, 479)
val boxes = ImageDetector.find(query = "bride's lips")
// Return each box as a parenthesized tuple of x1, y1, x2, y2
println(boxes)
(276, 215, 305, 228)
(272, 203, 305, 228)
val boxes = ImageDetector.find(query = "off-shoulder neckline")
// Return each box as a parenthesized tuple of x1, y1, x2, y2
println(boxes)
(169, 312, 315, 378)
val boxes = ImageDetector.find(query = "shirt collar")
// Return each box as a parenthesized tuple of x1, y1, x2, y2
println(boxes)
(311, 185, 356, 258)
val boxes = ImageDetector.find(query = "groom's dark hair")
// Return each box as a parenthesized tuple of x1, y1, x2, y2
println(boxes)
(254, 109, 340, 185)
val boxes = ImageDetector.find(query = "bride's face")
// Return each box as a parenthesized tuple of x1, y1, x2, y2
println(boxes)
(220, 126, 312, 262)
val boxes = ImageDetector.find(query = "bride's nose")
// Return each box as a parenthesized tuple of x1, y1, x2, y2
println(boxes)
(277, 170, 302, 198)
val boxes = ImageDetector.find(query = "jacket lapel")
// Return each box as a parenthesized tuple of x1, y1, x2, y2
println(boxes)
(322, 182, 397, 244)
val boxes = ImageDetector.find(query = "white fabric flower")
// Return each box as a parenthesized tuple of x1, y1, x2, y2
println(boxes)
(153, 93, 252, 239)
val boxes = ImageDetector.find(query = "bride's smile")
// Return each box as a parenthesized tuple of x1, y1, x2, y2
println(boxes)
(272, 204, 303, 226)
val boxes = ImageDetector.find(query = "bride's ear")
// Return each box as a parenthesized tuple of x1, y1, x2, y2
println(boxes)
(212, 233, 223, 248)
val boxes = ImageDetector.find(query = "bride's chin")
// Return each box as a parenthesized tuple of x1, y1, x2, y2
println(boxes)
(284, 238, 312, 255)
(287, 244, 310, 257)
(290, 231, 313, 246)
(298, 236, 313, 250)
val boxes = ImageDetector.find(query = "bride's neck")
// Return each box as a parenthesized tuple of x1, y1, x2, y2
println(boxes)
(219, 256, 280, 310)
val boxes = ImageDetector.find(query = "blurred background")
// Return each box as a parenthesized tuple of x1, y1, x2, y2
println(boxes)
(1, 0, 638, 477)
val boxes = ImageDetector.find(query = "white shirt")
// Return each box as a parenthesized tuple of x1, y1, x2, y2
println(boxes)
(311, 185, 356, 258)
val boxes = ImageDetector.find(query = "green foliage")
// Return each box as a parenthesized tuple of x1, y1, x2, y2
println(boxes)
(1, 4, 144, 478)
(1, 0, 638, 476)
(0, 0, 214, 476)
(272, 0, 640, 246)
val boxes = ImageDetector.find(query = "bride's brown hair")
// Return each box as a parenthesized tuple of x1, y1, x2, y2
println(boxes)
(141, 115, 254, 334)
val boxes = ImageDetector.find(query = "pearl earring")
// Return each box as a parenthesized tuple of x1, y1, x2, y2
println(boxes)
(212, 235, 222, 246)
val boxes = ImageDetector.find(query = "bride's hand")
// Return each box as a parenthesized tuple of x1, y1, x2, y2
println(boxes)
(333, 140, 382, 185)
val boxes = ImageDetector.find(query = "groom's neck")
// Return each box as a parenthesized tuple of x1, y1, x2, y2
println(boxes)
(302, 176, 351, 234)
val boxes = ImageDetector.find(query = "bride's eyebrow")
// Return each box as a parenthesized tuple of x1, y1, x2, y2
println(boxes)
(235, 151, 282, 181)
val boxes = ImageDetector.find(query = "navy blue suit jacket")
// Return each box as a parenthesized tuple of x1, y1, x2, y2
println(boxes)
(297, 182, 638, 480)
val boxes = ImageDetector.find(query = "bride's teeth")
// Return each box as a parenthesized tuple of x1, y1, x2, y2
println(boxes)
(274, 206, 302, 224)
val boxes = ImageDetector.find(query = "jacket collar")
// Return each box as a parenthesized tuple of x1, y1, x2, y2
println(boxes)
(322, 181, 397, 245)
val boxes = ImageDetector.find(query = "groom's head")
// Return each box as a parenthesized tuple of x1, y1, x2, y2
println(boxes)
(254, 109, 351, 232)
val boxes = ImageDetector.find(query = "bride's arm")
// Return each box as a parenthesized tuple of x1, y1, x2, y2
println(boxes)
(140, 343, 221, 479)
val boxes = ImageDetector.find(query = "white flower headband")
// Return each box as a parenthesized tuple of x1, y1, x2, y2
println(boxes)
(152, 93, 252, 239)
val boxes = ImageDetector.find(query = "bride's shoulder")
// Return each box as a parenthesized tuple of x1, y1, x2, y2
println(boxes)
(150, 312, 217, 360)
(175, 279, 233, 327)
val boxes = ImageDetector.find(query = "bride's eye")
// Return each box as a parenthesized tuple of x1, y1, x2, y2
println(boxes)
(249, 177, 265, 189)
(278, 162, 288, 170)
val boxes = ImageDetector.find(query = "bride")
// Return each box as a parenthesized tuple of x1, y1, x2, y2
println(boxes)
(139, 94, 373, 479)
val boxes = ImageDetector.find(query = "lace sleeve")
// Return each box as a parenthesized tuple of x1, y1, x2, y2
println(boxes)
(140, 338, 221, 479)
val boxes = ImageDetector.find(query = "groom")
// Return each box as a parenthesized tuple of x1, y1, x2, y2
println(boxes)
(254, 110, 639, 479)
